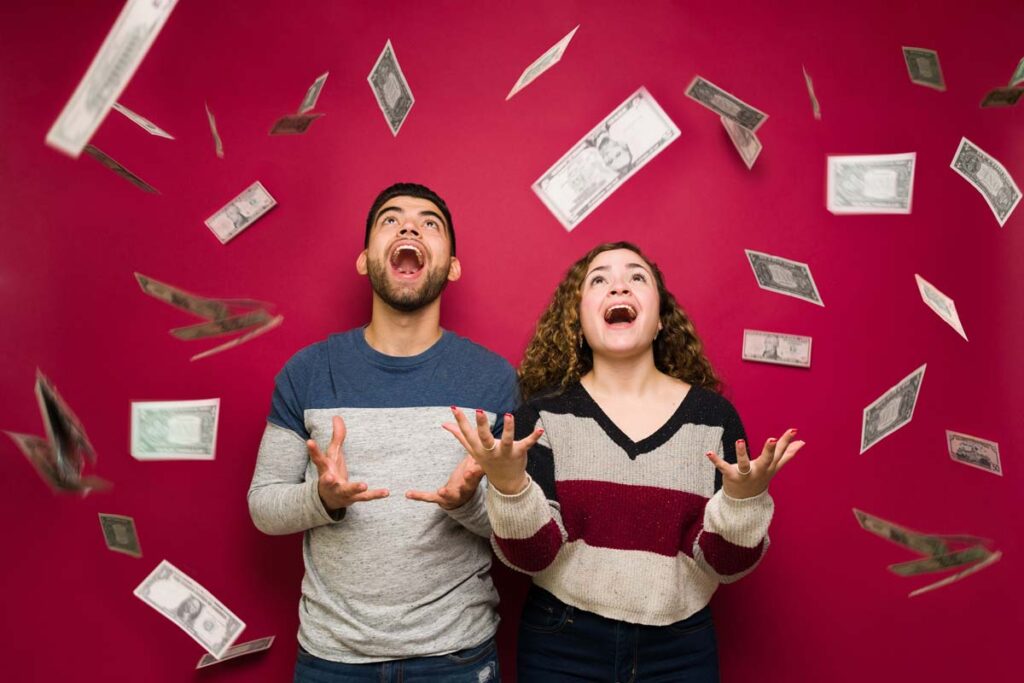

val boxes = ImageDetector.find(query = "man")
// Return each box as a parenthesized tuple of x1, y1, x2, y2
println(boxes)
(248, 183, 516, 681)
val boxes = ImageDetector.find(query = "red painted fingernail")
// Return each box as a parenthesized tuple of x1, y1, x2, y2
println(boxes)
(505, 413, 512, 419)
(768, 438, 777, 444)
(789, 429, 798, 435)
(450, 405, 457, 411)
(476, 409, 484, 415)
(538, 429, 544, 435)
(737, 439, 745, 446)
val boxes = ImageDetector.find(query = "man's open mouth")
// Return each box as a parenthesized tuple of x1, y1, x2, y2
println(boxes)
(603, 304, 637, 326)
(389, 243, 425, 276)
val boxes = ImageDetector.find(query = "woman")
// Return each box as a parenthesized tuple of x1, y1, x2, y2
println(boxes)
(446, 242, 804, 681)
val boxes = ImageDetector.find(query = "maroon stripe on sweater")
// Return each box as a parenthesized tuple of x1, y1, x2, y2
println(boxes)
(557, 480, 709, 558)
(494, 518, 564, 572)
(698, 532, 765, 575)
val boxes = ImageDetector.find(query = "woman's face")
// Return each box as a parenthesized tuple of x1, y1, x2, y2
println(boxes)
(579, 248, 661, 360)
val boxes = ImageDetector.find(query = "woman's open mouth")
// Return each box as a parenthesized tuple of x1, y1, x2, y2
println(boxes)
(603, 304, 637, 328)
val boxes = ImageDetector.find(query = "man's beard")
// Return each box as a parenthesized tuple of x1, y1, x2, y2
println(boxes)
(366, 257, 450, 312)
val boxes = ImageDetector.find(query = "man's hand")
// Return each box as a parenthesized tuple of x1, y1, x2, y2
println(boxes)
(307, 415, 389, 512)
(406, 454, 485, 510)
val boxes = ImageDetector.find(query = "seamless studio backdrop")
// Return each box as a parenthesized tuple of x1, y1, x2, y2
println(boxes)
(1, 1, 1021, 681)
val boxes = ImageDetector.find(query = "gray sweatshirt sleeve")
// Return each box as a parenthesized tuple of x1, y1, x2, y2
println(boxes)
(247, 421, 344, 535)
(443, 480, 492, 538)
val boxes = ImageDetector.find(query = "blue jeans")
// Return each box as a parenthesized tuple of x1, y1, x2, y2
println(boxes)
(293, 638, 500, 682)
(517, 586, 719, 682)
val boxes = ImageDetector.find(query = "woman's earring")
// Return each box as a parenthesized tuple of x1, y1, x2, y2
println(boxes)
(579, 334, 584, 349)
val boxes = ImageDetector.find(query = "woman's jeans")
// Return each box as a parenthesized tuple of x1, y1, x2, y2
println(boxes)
(517, 586, 719, 682)
(294, 637, 499, 682)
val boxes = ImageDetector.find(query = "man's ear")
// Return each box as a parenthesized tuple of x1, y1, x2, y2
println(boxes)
(447, 256, 462, 282)
(356, 250, 368, 275)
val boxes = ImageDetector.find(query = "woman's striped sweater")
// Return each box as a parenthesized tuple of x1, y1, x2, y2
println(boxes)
(486, 381, 774, 626)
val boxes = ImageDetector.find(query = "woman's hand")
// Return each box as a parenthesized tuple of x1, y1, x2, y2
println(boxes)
(443, 407, 544, 495)
(705, 428, 805, 500)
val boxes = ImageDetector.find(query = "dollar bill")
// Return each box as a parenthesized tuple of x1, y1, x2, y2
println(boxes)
(1011, 57, 1024, 87)
(45, 0, 179, 157)
(368, 40, 414, 136)
(506, 25, 579, 100)
(204, 181, 277, 244)
(269, 113, 324, 136)
(134, 560, 245, 658)
(860, 364, 926, 454)
(533, 87, 679, 231)
(98, 513, 142, 557)
(112, 102, 174, 139)
(685, 76, 767, 132)
(134, 272, 232, 321)
(827, 153, 915, 214)
(35, 370, 96, 485)
(902, 47, 945, 91)
(5, 431, 109, 494)
(131, 399, 219, 460)
(908, 550, 1001, 598)
(742, 330, 811, 368)
(946, 430, 1001, 476)
(196, 635, 275, 669)
(950, 137, 1020, 227)
(744, 250, 824, 306)
(84, 145, 159, 194)
(852, 509, 951, 557)
(888, 545, 991, 577)
(721, 116, 762, 170)
(299, 71, 329, 113)
(980, 87, 1023, 108)
(170, 309, 271, 340)
(802, 66, 821, 120)
(190, 314, 283, 362)
(205, 102, 224, 158)
(914, 274, 967, 340)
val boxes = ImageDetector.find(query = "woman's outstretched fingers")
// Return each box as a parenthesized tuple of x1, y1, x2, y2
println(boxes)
(705, 450, 729, 475)
(474, 409, 494, 448)
(736, 439, 752, 474)
(442, 422, 474, 455)
(500, 413, 515, 449)
(450, 406, 481, 450)
(773, 440, 806, 473)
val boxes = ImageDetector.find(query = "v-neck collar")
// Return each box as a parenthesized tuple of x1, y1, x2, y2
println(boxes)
(572, 380, 698, 459)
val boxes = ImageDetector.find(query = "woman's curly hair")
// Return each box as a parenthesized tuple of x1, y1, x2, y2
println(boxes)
(519, 241, 721, 400)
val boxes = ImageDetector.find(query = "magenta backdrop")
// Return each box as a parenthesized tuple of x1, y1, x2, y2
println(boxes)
(1, 1, 1021, 681)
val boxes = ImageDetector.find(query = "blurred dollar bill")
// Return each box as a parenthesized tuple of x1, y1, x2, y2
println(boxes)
(533, 87, 679, 231)
(950, 137, 1020, 227)
(131, 399, 219, 460)
(35, 370, 96, 483)
(685, 75, 767, 132)
(84, 145, 159, 194)
(507, 25, 579, 100)
(196, 635, 275, 669)
(742, 330, 811, 368)
(1009, 56, 1024, 87)
(827, 153, 915, 214)
(205, 102, 224, 158)
(802, 66, 821, 120)
(270, 113, 324, 136)
(902, 47, 945, 91)
(853, 508, 951, 557)
(860, 364, 926, 454)
(299, 71, 329, 114)
(190, 314, 283, 362)
(744, 250, 824, 306)
(888, 545, 991, 577)
(204, 181, 277, 244)
(946, 430, 1001, 476)
(134, 272, 233, 320)
(914, 274, 966, 340)
(134, 560, 245, 658)
(170, 309, 271, 340)
(98, 513, 142, 557)
(368, 40, 414, 135)
(5, 431, 109, 494)
(721, 116, 761, 170)
(909, 550, 1001, 597)
(45, 0, 179, 157)
(980, 87, 1023, 108)
(112, 102, 174, 139)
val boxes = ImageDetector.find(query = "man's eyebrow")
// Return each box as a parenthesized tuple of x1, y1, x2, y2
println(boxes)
(418, 210, 446, 228)
(375, 206, 447, 229)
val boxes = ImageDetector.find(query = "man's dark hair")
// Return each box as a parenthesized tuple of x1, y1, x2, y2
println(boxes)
(365, 183, 455, 255)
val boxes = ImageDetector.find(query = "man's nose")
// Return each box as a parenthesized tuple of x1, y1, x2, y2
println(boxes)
(398, 222, 420, 236)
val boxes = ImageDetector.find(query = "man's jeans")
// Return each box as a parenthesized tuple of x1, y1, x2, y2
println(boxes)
(293, 637, 499, 682)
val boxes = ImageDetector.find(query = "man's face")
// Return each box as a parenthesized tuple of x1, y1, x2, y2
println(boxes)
(357, 195, 460, 312)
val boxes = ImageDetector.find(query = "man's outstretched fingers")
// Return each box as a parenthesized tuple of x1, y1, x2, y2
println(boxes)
(307, 440, 329, 475)
(350, 487, 389, 503)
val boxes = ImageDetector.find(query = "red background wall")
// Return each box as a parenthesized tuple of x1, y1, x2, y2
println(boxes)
(1, 1, 1021, 681)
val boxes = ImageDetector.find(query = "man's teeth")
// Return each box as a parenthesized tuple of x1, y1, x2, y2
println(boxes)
(391, 245, 424, 267)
